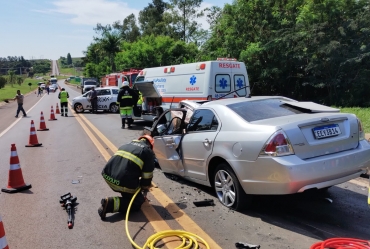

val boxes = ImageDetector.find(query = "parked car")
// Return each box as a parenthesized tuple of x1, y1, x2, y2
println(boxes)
(49, 84, 58, 92)
(72, 86, 119, 113)
(144, 97, 370, 210)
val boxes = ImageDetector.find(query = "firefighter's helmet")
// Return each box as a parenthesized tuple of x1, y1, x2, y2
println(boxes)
(138, 135, 154, 149)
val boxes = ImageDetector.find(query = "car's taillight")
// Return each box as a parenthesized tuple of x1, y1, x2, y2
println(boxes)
(357, 118, 365, 141)
(260, 130, 294, 157)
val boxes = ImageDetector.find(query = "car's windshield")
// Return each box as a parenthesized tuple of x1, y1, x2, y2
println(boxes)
(85, 81, 96, 85)
(227, 99, 306, 122)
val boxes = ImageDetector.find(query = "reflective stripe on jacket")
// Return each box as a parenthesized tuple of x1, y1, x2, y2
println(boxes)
(116, 86, 138, 108)
(101, 139, 155, 194)
(59, 91, 69, 103)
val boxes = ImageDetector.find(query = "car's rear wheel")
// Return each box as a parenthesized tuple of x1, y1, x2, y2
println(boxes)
(74, 103, 84, 113)
(213, 163, 251, 211)
(109, 103, 119, 113)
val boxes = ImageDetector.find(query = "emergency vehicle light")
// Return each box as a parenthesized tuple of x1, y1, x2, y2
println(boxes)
(217, 58, 237, 61)
(200, 63, 206, 70)
(164, 68, 167, 73)
(170, 67, 175, 72)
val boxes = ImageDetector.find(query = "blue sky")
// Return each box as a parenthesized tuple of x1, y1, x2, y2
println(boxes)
(0, 0, 232, 60)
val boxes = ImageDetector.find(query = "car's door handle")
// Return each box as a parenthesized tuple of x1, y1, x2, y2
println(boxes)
(203, 139, 212, 144)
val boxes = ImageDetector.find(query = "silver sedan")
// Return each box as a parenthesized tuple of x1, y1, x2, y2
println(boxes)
(146, 97, 370, 210)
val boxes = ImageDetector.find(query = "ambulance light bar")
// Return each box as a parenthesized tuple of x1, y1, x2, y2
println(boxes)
(217, 58, 237, 61)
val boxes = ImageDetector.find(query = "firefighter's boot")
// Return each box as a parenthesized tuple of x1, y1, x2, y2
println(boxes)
(98, 197, 115, 220)
(121, 118, 126, 129)
(127, 118, 133, 128)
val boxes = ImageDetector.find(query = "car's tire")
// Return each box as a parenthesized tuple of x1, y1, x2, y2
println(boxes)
(213, 163, 252, 211)
(74, 103, 84, 113)
(109, 103, 119, 113)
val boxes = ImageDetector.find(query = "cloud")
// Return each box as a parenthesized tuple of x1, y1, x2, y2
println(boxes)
(50, 0, 140, 25)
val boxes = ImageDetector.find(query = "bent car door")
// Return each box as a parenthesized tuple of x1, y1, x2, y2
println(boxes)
(153, 109, 187, 177)
(181, 109, 220, 181)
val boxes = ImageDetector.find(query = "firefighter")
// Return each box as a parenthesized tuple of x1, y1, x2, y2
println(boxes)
(98, 135, 155, 219)
(58, 88, 69, 116)
(135, 90, 144, 116)
(117, 81, 138, 129)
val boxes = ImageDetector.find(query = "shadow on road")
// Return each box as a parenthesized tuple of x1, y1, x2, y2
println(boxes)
(161, 171, 370, 242)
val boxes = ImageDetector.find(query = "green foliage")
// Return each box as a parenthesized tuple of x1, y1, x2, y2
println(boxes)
(16, 75, 23, 86)
(115, 35, 199, 69)
(113, 14, 141, 42)
(7, 70, 16, 86)
(139, 0, 168, 37)
(0, 76, 6, 89)
(67, 53, 72, 65)
(202, 0, 370, 106)
(31, 60, 51, 75)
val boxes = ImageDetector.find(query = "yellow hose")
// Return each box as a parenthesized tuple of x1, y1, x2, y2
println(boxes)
(125, 188, 211, 249)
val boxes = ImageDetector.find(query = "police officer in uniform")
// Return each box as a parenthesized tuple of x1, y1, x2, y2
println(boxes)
(117, 81, 138, 129)
(98, 135, 155, 219)
(58, 88, 69, 116)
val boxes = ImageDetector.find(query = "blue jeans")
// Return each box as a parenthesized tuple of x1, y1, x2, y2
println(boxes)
(16, 103, 26, 116)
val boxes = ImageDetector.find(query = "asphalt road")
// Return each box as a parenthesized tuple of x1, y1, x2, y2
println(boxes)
(52, 60, 59, 76)
(0, 80, 369, 249)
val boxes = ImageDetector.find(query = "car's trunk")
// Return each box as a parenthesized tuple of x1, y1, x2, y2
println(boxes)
(265, 113, 360, 160)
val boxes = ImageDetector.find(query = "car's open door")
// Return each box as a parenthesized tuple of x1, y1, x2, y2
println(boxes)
(152, 109, 187, 177)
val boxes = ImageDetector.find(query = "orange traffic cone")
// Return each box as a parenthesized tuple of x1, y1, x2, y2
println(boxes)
(25, 120, 42, 147)
(37, 111, 49, 131)
(0, 215, 9, 249)
(49, 105, 57, 121)
(55, 103, 61, 114)
(1, 144, 32, 193)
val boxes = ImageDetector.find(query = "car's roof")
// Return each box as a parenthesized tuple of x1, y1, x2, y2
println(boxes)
(199, 96, 298, 108)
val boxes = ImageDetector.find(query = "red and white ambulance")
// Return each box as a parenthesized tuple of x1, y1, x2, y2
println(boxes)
(133, 58, 250, 121)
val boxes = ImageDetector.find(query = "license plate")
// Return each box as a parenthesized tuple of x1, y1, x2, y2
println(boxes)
(313, 124, 341, 139)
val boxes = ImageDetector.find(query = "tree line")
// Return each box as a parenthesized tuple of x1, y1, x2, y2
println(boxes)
(82, 0, 370, 107)
(0, 57, 52, 89)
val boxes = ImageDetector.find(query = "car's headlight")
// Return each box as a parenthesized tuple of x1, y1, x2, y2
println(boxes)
(260, 130, 295, 157)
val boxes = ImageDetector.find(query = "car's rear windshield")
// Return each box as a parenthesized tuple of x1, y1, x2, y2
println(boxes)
(227, 99, 306, 122)
(85, 81, 96, 85)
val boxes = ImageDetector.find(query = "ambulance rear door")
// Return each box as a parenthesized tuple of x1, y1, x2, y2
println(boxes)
(232, 62, 249, 97)
(210, 60, 249, 99)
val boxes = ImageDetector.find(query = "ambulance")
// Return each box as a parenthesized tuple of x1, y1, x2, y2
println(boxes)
(132, 58, 250, 121)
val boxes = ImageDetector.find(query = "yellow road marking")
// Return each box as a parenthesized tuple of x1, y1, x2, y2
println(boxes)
(71, 107, 111, 161)
(69, 101, 222, 248)
(150, 187, 222, 249)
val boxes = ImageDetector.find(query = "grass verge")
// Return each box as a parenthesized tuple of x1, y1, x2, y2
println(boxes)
(0, 79, 40, 101)
(339, 107, 370, 133)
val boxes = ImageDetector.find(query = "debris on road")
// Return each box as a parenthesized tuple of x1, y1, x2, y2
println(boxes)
(235, 242, 261, 249)
(193, 199, 215, 207)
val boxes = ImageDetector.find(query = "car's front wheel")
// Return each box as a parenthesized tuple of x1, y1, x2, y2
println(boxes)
(74, 103, 84, 113)
(109, 103, 119, 113)
(213, 163, 251, 211)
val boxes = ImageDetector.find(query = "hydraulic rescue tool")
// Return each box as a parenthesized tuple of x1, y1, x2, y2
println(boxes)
(59, 192, 77, 229)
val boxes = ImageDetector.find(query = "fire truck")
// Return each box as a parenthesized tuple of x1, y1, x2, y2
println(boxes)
(101, 68, 141, 88)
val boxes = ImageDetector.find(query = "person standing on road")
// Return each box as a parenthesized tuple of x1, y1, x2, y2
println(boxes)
(98, 135, 155, 219)
(13, 90, 27, 118)
(58, 88, 69, 117)
(117, 81, 138, 129)
(46, 85, 50, 95)
(89, 86, 98, 114)
(37, 86, 42, 97)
